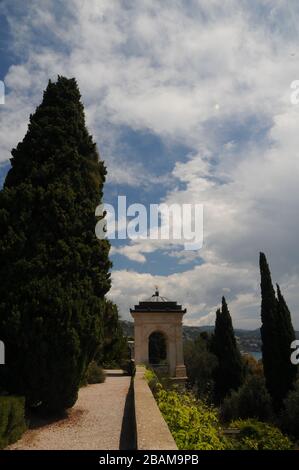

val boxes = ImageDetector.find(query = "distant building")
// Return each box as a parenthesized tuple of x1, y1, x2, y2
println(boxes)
(130, 288, 187, 381)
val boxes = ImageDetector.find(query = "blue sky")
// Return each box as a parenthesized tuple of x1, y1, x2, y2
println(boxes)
(1, 0, 299, 328)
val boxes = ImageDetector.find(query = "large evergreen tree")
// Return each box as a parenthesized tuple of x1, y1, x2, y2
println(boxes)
(96, 300, 128, 368)
(260, 252, 297, 410)
(211, 297, 244, 403)
(0, 76, 111, 412)
(184, 333, 218, 399)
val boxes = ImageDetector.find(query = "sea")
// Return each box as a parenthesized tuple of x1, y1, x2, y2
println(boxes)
(245, 351, 262, 361)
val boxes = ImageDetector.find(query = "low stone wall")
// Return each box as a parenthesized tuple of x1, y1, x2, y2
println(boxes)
(134, 366, 178, 450)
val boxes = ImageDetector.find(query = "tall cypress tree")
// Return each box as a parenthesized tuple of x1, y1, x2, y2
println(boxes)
(211, 297, 244, 403)
(260, 253, 297, 410)
(96, 300, 128, 367)
(260, 252, 279, 407)
(0, 76, 111, 412)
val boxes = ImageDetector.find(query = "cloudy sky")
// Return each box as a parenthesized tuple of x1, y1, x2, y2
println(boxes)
(1, 0, 299, 329)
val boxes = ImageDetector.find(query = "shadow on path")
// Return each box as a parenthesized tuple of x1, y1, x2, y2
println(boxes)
(26, 409, 69, 430)
(119, 378, 137, 450)
(105, 369, 129, 377)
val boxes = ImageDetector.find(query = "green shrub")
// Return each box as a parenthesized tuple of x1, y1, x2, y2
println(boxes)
(145, 368, 291, 451)
(221, 375, 272, 422)
(227, 419, 293, 450)
(184, 335, 218, 400)
(86, 362, 106, 384)
(156, 388, 227, 450)
(144, 368, 160, 393)
(144, 368, 156, 383)
(281, 379, 299, 438)
(0, 396, 26, 449)
(96, 302, 130, 370)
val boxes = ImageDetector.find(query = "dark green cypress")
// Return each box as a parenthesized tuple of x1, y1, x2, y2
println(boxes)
(211, 297, 244, 403)
(260, 253, 297, 410)
(0, 76, 111, 412)
(260, 252, 279, 408)
(96, 300, 128, 367)
(276, 284, 297, 397)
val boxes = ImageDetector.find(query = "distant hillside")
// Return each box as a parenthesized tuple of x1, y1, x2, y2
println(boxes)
(120, 320, 299, 354)
(120, 320, 261, 340)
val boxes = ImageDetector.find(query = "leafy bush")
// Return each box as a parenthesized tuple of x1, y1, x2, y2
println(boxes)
(242, 354, 264, 377)
(227, 419, 293, 450)
(221, 375, 272, 422)
(145, 370, 292, 450)
(184, 335, 218, 400)
(0, 396, 26, 449)
(281, 379, 299, 438)
(156, 388, 227, 450)
(86, 362, 106, 384)
(144, 368, 160, 393)
(96, 301, 130, 370)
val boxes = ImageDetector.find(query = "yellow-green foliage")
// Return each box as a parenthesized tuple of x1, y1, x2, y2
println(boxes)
(156, 388, 227, 450)
(144, 367, 293, 451)
(228, 419, 293, 450)
(144, 368, 156, 383)
(0, 396, 26, 449)
(144, 368, 158, 391)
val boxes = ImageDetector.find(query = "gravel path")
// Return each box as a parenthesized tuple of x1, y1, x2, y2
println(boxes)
(8, 370, 132, 450)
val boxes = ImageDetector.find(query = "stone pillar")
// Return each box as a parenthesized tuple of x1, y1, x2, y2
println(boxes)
(175, 323, 187, 378)
(134, 321, 148, 364)
(168, 333, 177, 376)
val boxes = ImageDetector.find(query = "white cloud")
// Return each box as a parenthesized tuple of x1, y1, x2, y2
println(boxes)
(1, 0, 299, 328)
(109, 261, 259, 328)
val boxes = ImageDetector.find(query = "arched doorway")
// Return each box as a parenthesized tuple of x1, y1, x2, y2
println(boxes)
(148, 331, 167, 365)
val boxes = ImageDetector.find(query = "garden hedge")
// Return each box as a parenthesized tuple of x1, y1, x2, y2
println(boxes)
(0, 396, 26, 449)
